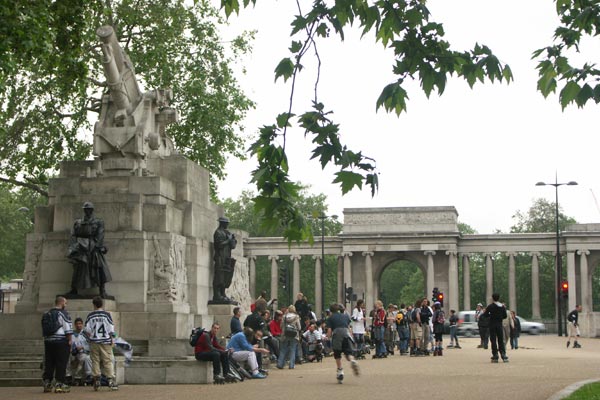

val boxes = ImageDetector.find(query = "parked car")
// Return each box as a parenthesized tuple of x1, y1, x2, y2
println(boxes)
(456, 310, 478, 337)
(516, 316, 546, 335)
(456, 310, 546, 336)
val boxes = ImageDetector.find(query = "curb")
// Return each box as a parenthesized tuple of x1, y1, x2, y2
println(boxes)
(547, 378, 600, 400)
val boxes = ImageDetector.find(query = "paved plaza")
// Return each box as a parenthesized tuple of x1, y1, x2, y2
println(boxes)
(2, 335, 598, 400)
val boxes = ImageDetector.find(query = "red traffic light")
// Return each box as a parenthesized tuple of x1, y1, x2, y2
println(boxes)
(437, 293, 444, 300)
(561, 281, 569, 292)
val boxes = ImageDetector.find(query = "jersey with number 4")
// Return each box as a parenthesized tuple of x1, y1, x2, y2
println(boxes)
(85, 310, 114, 344)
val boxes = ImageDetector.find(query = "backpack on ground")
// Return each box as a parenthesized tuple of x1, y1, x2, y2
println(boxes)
(189, 327, 206, 347)
(41, 309, 61, 337)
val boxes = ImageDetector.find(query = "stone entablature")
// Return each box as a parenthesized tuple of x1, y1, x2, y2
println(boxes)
(343, 206, 458, 235)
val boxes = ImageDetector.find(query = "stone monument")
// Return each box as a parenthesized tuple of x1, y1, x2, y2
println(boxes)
(0, 25, 251, 385)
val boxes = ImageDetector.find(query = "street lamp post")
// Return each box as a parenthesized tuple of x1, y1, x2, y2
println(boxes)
(536, 177, 577, 337)
(317, 213, 337, 317)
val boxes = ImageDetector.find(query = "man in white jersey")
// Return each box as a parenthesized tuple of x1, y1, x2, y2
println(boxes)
(66, 317, 92, 386)
(85, 296, 117, 390)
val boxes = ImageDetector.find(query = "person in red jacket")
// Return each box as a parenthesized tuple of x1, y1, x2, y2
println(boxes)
(194, 323, 232, 382)
(269, 310, 283, 337)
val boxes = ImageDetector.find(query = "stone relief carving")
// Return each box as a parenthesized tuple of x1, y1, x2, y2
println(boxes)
(20, 240, 42, 305)
(147, 235, 187, 303)
(224, 258, 251, 312)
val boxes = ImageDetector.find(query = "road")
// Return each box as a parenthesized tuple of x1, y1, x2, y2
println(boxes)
(2, 335, 598, 400)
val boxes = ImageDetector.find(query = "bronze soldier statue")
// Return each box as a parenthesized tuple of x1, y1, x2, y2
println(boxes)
(211, 217, 237, 304)
(66, 202, 113, 299)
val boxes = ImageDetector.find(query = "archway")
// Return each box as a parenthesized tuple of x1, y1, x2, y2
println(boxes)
(378, 260, 425, 308)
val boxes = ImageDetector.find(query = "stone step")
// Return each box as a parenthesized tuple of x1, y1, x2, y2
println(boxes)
(0, 378, 41, 387)
(124, 357, 212, 384)
(0, 368, 41, 379)
(0, 360, 42, 369)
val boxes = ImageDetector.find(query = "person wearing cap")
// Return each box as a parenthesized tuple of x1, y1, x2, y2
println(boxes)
(212, 216, 237, 303)
(66, 202, 113, 298)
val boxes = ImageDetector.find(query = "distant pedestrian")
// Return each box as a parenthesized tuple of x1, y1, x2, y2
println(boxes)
(351, 299, 366, 357)
(567, 304, 582, 348)
(447, 309, 461, 349)
(502, 304, 514, 348)
(510, 311, 521, 350)
(42, 296, 73, 393)
(484, 293, 508, 363)
(230, 306, 242, 335)
(432, 302, 445, 356)
(372, 300, 386, 358)
(476, 303, 489, 349)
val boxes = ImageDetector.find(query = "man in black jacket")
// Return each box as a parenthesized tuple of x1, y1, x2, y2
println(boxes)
(484, 293, 508, 363)
(567, 304, 583, 348)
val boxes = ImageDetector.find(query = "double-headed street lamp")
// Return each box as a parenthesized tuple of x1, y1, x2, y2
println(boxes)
(536, 177, 577, 336)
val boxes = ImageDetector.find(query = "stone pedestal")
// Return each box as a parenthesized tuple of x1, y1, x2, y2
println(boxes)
(207, 304, 238, 338)
(1, 156, 252, 384)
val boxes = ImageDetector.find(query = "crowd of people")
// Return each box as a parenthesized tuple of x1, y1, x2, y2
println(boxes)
(41, 291, 586, 390)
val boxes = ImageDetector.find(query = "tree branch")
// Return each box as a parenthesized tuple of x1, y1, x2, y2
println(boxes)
(0, 177, 48, 197)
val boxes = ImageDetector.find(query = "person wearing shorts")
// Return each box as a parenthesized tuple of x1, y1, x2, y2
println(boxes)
(326, 304, 360, 383)
(409, 299, 423, 356)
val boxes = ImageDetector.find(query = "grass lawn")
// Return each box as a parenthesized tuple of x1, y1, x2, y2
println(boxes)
(565, 382, 600, 399)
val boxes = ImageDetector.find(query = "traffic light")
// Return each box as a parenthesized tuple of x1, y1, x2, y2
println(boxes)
(279, 266, 287, 288)
(436, 292, 444, 307)
(432, 287, 439, 303)
(561, 281, 569, 298)
(345, 286, 354, 303)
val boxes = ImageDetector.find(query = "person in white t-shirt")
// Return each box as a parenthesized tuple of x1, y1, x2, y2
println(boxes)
(351, 299, 366, 357)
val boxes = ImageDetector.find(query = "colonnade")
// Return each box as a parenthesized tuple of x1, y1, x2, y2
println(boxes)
(247, 249, 596, 318)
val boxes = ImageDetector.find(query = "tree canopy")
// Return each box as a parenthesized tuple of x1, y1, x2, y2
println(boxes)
(0, 0, 253, 195)
(0, 185, 42, 281)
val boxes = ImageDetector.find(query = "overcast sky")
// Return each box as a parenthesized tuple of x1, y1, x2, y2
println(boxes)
(213, 0, 600, 234)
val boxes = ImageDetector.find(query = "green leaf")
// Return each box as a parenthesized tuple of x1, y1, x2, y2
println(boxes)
(560, 81, 581, 109)
(332, 171, 363, 194)
(575, 83, 593, 107)
(276, 112, 294, 128)
(289, 40, 302, 54)
(274, 58, 295, 82)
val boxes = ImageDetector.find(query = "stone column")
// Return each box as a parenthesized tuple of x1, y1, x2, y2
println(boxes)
(462, 254, 471, 311)
(363, 251, 374, 311)
(424, 251, 436, 299)
(269, 255, 279, 309)
(578, 250, 591, 312)
(343, 252, 353, 294)
(291, 255, 301, 298)
(485, 253, 494, 303)
(337, 256, 343, 304)
(446, 251, 458, 312)
(566, 251, 577, 312)
(507, 252, 517, 313)
(531, 252, 541, 319)
(313, 255, 322, 317)
(248, 256, 257, 299)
